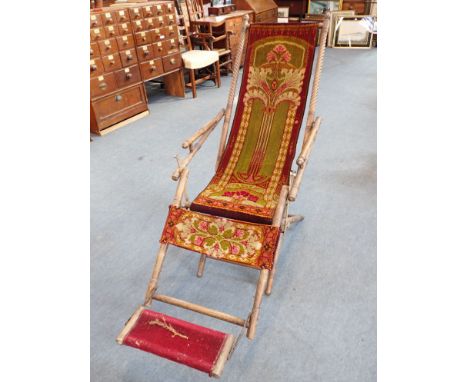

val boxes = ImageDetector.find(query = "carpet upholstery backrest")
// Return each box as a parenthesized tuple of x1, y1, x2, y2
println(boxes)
(191, 23, 319, 224)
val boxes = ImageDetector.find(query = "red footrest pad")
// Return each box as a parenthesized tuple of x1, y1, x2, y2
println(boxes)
(118, 307, 231, 375)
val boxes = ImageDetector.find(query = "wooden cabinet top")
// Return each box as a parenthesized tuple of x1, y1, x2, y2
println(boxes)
(195, 9, 253, 25)
(234, 0, 277, 15)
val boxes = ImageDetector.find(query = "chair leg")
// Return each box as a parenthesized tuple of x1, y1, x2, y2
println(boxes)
(189, 69, 197, 98)
(215, 61, 221, 88)
(197, 254, 207, 277)
(247, 269, 269, 339)
(144, 243, 169, 306)
(285, 214, 304, 230)
(265, 235, 283, 296)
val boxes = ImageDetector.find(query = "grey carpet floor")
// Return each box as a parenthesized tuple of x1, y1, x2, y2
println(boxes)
(91, 48, 376, 382)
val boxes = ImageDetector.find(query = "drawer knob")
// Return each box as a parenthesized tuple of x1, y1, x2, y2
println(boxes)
(126, 73, 133, 79)
(115, 95, 122, 102)
(170, 58, 176, 64)
(91, 64, 97, 71)
(99, 82, 107, 89)
(150, 66, 156, 71)
(127, 54, 133, 60)
(144, 51, 149, 56)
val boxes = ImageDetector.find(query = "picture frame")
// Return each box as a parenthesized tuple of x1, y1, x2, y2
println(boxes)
(327, 10, 356, 47)
(308, 1, 341, 15)
(277, 6, 289, 19)
(211, 0, 223, 6)
(333, 15, 374, 49)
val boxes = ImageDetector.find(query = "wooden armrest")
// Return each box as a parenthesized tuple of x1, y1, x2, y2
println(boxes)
(172, 109, 226, 181)
(297, 117, 321, 168)
(193, 32, 216, 41)
(289, 117, 322, 201)
(211, 35, 227, 43)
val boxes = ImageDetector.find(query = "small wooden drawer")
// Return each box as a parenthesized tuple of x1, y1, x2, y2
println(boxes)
(98, 38, 119, 55)
(162, 38, 179, 55)
(145, 17, 157, 30)
(119, 48, 138, 67)
(152, 41, 166, 58)
(116, 35, 135, 50)
(166, 25, 178, 39)
(140, 58, 164, 80)
(90, 27, 105, 42)
(155, 16, 165, 28)
(118, 22, 131, 35)
(104, 25, 119, 38)
(132, 19, 147, 33)
(90, 13, 103, 28)
(90, 73, 117, 99)
(142, 5, 155, 18)
(102, 53, 123, 72)
(115, 9, 130, 23)
(152, 4, 165, 16)
(152, 27, 166, 41)
(114, 65, 141, 88)
(102, 11, 115, 26)
(90, 42, 100, 58)
(134, 31, 153, 46)
(162, 53, 182, 73)
(90, 58, 105, 78)
(91, 84, 147, 131)
(165, 14, 176, 27)
(166, 3, 174, 15)
(137, 44, 155, 61)
(129, 7, 143, 20)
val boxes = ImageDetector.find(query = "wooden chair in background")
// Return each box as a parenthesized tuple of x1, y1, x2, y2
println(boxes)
(175, 0, 221, 98)
(185, 0, 233, 73)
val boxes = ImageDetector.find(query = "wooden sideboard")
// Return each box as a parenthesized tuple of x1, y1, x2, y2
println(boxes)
(234, 0, 277, 22)
(90, 1, 185, 135)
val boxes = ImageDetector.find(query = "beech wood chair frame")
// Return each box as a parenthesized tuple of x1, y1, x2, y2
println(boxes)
(144, 15, 329, 341)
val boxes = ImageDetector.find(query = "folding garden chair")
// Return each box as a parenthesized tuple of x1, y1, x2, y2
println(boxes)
(117, 15, 330, 378)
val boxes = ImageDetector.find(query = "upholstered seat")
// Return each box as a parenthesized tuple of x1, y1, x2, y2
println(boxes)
(160, 206, 280, 270)
(181, 49, 219, 70)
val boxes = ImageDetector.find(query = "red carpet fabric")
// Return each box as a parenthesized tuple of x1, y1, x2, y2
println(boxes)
(160, 206, 280, 270)
(191, 23, 318, 224)
(122, 309, 229, 374)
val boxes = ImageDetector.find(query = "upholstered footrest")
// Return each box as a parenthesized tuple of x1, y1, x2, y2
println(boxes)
(160, 206, 281, 270)
(117, 307, 234, 377)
